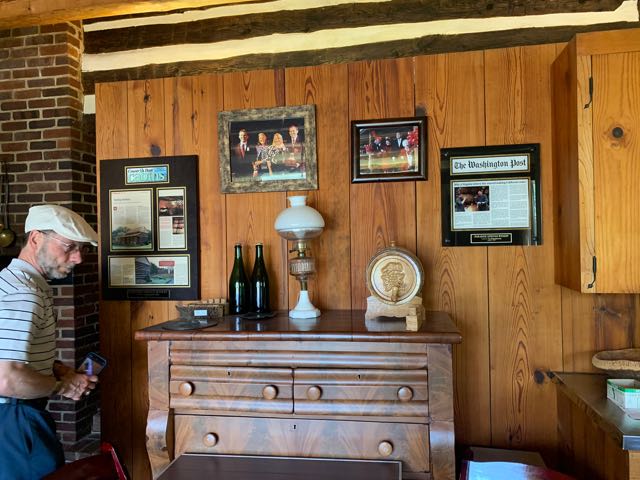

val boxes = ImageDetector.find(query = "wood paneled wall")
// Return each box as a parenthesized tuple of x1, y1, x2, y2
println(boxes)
(96, 43, 640, 480)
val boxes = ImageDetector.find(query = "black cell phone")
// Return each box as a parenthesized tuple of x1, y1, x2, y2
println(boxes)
(78, 352, 108, 376)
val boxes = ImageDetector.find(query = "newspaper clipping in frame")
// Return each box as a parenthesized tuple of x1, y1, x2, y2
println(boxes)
(440, 144, 541, 246)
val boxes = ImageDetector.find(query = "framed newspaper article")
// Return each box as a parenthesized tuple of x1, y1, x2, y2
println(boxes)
(99, 155, 199, 300)
(440, 144, 541, 247)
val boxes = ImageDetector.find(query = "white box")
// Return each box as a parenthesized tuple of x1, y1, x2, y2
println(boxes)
(607, 379, 640, 410)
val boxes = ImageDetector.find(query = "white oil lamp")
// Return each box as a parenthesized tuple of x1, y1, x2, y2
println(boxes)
(274, 195, 324, 318)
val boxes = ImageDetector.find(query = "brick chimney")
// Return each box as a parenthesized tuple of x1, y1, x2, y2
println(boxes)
(0, 22, 99, 451)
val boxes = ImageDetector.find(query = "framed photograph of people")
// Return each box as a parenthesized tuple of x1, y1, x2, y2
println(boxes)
(351, 116, 427, 183)
(218, 104, 318, 193)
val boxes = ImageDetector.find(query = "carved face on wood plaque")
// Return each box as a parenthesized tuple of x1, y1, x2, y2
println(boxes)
(365, 243, 424, 305)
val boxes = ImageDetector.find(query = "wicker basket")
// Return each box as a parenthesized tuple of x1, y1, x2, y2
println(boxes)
(592, 348, 640, 378)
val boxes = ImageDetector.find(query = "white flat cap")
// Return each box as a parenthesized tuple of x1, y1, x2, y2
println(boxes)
(25, 204, 98, 246)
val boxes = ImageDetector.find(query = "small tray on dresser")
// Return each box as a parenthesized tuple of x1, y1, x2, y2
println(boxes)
(162, 318, 219, 331)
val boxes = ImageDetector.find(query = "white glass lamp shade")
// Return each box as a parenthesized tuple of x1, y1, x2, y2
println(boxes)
(274, 195, 324, 240)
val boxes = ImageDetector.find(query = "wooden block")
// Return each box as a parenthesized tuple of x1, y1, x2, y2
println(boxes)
(406, 306, 425, 332)
(365, 295, 424, 319)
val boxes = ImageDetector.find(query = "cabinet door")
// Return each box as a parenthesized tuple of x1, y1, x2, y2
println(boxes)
(593, 51, 640, 292)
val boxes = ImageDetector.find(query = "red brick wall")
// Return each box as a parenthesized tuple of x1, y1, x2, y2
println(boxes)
(0, 22, 98, 447)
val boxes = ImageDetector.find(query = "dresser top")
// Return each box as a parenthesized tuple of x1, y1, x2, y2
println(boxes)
(134, 309, 461, 344)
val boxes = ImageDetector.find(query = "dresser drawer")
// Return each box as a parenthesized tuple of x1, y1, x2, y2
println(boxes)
(170, 365, 293, 414)
(294, 369, 428, 418)
(174, 414, 430, 473)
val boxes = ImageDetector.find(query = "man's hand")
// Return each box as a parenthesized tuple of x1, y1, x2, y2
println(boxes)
(56, 369, 98, 401)
(0, 360, 97, 400)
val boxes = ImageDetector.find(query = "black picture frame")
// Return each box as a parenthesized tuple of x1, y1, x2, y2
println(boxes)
(218, 104, 318, 193)
(99, 155, 199, 300)
(440, 143, 542, 247)
(351, 116, 427, 183)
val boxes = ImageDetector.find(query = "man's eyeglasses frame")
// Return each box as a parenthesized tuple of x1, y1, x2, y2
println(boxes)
(40, 231, 91, 255)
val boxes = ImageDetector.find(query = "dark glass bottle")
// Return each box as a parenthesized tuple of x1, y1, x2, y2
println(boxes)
(229, 243, 249, 314)
(250, 243, 270, 313)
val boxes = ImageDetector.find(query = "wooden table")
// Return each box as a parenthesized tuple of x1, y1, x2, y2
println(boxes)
(554, 372, 640, 479)
(135, 310, 461, 480)
(156, 454, 401, 480)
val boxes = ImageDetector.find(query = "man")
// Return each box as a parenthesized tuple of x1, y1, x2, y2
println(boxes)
(285, 124, 303, 170)
(231, 128, 252, 180)
(392, 131, 405, 151)
(0, 204, 99, 479)
(475, 188, 489, 211)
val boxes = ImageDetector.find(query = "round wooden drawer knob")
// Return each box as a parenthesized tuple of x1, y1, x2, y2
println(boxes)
(203, 433, 218, 447)
(378, 441, 393, 457)
(307, 386, 322, 401)
(397, 386, 413, 402)
(179, 382, 194, 396)
(263, 385, 278, 400)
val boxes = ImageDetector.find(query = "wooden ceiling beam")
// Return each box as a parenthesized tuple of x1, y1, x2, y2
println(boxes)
(0, 0, 261, 29)
(83, 22, 639, 95)
(85, 0, 629, 54)
(0, 0, 629, 30)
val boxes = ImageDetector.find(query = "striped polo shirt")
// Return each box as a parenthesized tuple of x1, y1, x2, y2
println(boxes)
(0, 258, 56, 376)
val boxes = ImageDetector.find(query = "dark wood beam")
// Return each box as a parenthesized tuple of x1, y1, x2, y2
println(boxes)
(85, 0, 627, 54)
(83, 22, 639, 95)
(0, 0, 262, 29)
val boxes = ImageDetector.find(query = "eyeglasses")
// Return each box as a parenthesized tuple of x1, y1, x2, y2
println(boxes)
(42, 232, 91, 255)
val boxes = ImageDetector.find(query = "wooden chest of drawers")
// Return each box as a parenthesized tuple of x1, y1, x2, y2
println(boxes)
(136, 310, 461, 480)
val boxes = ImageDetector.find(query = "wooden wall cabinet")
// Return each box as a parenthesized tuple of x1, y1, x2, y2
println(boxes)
(551, 28, 640, 293)
(135, 311, 461, 480)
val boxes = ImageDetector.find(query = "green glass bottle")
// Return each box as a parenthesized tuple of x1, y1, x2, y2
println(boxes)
(229, 243, 249, 314)
(250, 243, 270, 313)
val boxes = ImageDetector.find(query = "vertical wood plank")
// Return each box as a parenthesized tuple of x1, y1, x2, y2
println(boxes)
(562, 291, 639, 372)
(193, 74, 227, 299)
(348, 58, 416, 309)
(162, 76, 194, 319)
(127, 78, 168, 480)
(128, 79, 166, 159)
(223, 71, 287, 310)
(415, 51, 491, 446)
(485, 44, 563, 457)
(285, 64, 351, 310)
(95, 81, 133, 471)
(164, 76, 195, 156)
